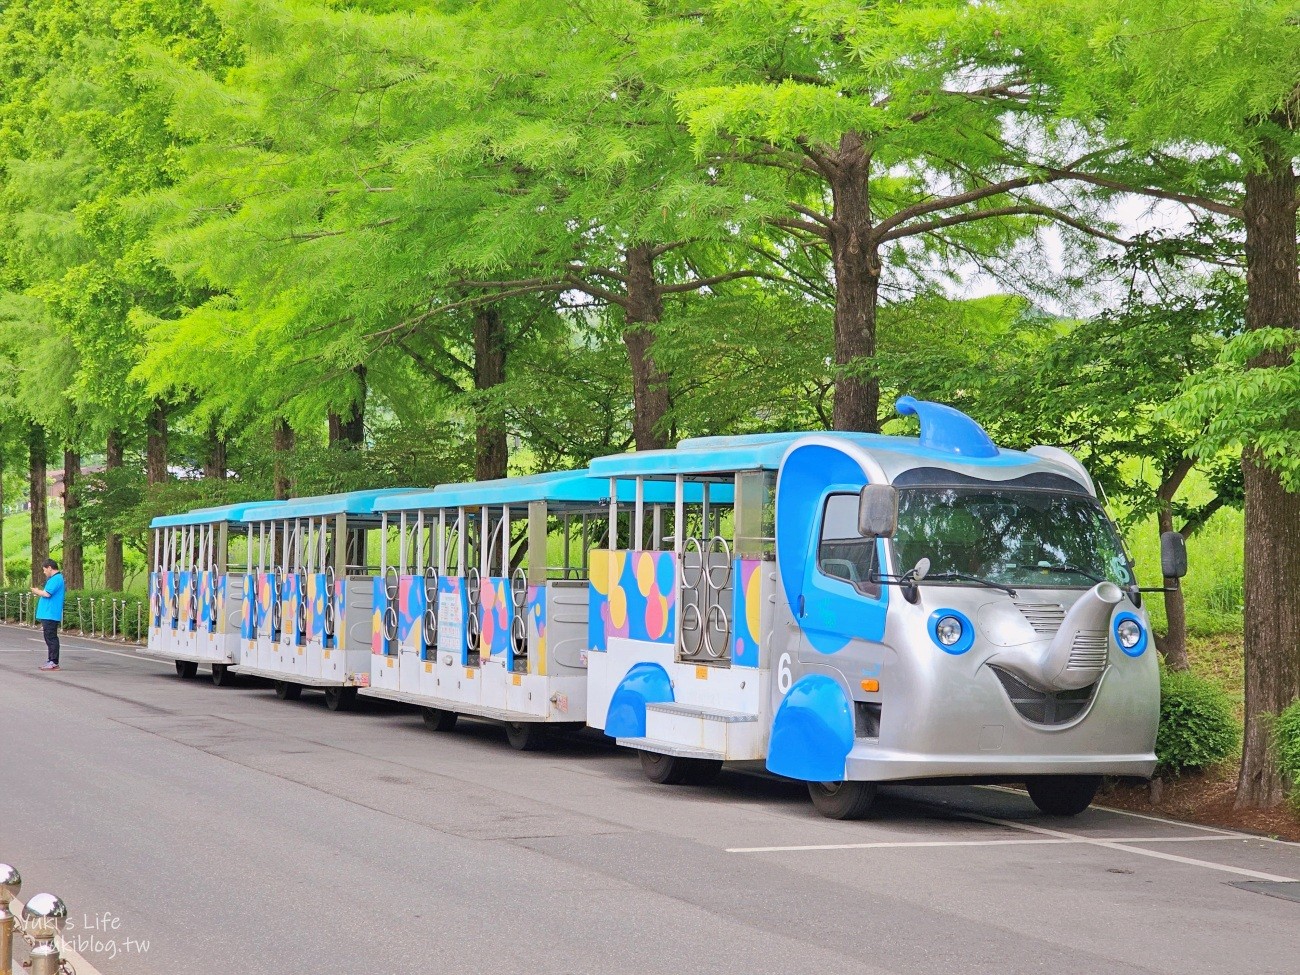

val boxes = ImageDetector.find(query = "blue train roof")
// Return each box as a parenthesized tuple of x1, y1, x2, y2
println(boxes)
(588, 400, 1040, 479)
(150, 500, 281, 529)
(374, 470, 686, 511)
(242, 488, 423, 522)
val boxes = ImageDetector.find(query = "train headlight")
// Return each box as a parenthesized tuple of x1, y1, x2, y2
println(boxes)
(1116, 619, 1141, 649)
(1113, 612, 1148, 657)
(928, 609, 974, 655)
(936, 616, 963, 646)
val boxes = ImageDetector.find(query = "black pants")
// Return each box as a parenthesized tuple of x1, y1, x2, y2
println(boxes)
(41, 619, 60, 664)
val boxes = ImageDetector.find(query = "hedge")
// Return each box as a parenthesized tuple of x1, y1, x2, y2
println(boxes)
(1155, 668, 1241, 776)
(1274, 700, 1300, 813)
(0, 587, 150, 642)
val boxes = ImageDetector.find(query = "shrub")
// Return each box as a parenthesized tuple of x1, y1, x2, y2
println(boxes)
(1274, 700, 1300, 813)
(5, 558, 31, 588)
(1156, 668, 1241, 775)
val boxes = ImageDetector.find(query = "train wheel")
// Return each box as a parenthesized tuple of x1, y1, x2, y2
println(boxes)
(1025, 775, 1101, 816)
(505, 721, 548, 751)
(175, 660, 198, 679)
(639, 750, 691, 785)
(683, 759, 723, 786)
(422, 708, 459, 732)
(211, 664, 232, 687)
(274, 681, 302, 701)
(324, 686, 358, 712)
(807, 780, 877, 819)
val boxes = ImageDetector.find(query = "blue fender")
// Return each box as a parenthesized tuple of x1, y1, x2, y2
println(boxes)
(766, 675, 855, 781)
(605, 663, 674, 738)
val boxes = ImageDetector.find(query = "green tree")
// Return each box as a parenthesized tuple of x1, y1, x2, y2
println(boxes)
(1004, 0, 1300, 807)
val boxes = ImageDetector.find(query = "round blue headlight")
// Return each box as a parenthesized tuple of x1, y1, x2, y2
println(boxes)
(1113, 612, 1148, 657)
(928, 609, 974, 655)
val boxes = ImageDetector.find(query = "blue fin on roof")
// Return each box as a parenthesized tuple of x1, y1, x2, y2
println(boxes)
(895, 396, 999, 459)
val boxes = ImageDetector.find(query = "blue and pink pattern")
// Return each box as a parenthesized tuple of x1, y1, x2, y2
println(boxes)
(732, 559, 763, 667)
(480, 577, 511, 659)
(242, 574, 257, 639)
(588, 549, 677, 651)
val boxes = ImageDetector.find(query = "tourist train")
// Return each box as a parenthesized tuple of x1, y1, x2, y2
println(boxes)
(145, 398, 1181, 818)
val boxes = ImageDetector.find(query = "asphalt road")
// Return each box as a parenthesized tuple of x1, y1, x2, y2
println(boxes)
(0, 624, 1296, 975)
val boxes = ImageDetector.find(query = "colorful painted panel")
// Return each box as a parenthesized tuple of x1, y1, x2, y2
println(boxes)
(398, 575, 428, 653)
(527, 585, 547, 676)
(732, 559, 763, 668)
(216, 574, 229, 634)
(149, 572, 161, 628)
(256, 572, 275, 633)
(242, 574, 256, 639)
(332, 578, 345, 648)
(178, 571, 195, 632)
(280, 574, 302, 645)
(371, 576, 387, 655)
(479, 577, 511, 659)
(436, 576, 468, 663)
(590, 549, 678, 651)
(196, 571, 213, 633)
(588, 549, 611, 652)
(305, 574, 327, 644)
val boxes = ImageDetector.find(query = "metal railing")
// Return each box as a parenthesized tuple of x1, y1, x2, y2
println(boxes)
(0, 592, 146, 646)
(0, 863, 71, 975)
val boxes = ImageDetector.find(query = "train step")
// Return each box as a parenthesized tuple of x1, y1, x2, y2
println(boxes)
(644, 702, 758, 722)
(616, 737, 726, 761)
(641, 701, 765, 761)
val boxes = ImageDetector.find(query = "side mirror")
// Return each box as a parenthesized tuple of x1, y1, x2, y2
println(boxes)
(858, 484, 898, 538)
(1160, 531, 1188, 580)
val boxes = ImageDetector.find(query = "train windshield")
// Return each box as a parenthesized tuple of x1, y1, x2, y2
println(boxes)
(893, 488, 1133, 589)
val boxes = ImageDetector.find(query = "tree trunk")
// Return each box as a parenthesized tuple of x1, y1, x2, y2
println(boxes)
(1235, 139, 1300, 810)
(104, 430, 124, 591)
(62, 448, 83, 590)
(272, 418, 295, 500)
(828, 132, 882, 433)
(203, 422, 227, 480)
(1153, 508, 1189, 671)
(622, 244, 672, 451)
(146, 401, 168, 485)
(473, 307, 509, 480)
(28, 424, 48, 588)
(328, 364, 368, 446)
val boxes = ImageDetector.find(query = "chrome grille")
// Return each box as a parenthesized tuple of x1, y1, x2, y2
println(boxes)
(992, 667, 1096, 726)
(1067, 629, 1109, 671)
(1013, 601, 1066, 635)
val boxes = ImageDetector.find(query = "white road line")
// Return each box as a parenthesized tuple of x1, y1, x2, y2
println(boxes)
(972, 814, 1298, 882)
(981, 784, 1300, 847)
(727, 836, 1254, 854)
(22, 637, 157, 662)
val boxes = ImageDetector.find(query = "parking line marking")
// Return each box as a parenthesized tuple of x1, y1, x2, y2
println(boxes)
(973, 815, 1297, 882)
(23, 637, 157, 662)
(727, 835, 1252, 853)
(980, 785, 1256, 839)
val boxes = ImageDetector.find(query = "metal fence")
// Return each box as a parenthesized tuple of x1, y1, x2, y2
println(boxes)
(0, 593, 145, 645)
(0, 863, 72, 975)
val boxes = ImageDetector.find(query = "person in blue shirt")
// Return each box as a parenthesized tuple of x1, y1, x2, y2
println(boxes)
(32, 559, 65, 671)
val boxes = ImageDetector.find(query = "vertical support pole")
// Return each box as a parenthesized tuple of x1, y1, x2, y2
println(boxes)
(398, 513, 408, 574)
(634, 477, 645, 552)
(609, 479, 618, 552)
(674, 475, 685, 554)
(502, 506, 511, 576)
(480, 505, 490, 576)
(438, 510, 447, 574)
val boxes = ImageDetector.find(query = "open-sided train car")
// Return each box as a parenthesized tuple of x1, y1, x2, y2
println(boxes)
(234, 489, 416, 710)
(146, 501, 276, 683)
(362, 471, 694, 748)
